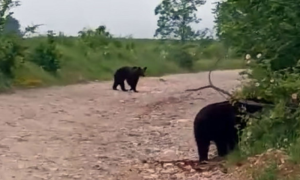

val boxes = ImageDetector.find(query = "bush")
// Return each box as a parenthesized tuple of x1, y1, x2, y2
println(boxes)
(0, 33, 26, 79)
(168, 46, 195, 70)
(237, 57, 300, 156)
(215, 1, 300, 178)
(78, 25, 113, 50)
(200, 42, 227, 59)
(29, 31, 61, 73)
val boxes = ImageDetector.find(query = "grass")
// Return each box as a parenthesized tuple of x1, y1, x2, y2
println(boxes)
(194, 58, 245, 71)
(8, 36, 245, 89)
(226, 148, 300, 180)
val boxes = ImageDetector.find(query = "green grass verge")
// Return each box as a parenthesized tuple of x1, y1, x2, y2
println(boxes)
(10, 37, 245, 89)
(194, 58, 245, 71)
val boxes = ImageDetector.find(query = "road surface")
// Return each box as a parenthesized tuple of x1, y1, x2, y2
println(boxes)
(0, 69, 243, 180)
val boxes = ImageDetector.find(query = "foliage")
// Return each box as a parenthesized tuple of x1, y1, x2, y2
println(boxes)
(167, 44, 195, 69)
(4, 15, 21, 35)
(78, 25, 113, 50)
(214, 2, 300, 178)
(0, 0, 20, 33)
(235, 57, 300, 156)
(214, 0, 300, 71)
(0, 0, 41, 87)
(0, 33, 25, 78)
(0, 0, 26, 81)
(199, 41, 228, 59)
(29, 31, 61, 73)
(154, 0, 206, 43)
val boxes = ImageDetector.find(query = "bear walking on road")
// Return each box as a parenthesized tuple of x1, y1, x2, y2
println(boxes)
(193, 100, 264, 162)
(112, 66, 147, 92)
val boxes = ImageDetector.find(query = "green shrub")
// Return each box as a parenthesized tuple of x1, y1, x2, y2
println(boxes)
(29, 31, 61, 73)
(168, 47, 194, 70)
(225, 54, 300, 168)
(215, 2, 300, 175)
(0, 33, 26, 79)
(78, 25, 112, 50)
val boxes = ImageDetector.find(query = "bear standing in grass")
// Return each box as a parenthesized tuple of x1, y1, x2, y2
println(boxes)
(193, 100, 264, 162)
(112, 66, 147, 92)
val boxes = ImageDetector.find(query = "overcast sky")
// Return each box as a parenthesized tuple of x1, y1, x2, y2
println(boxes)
(13, 0, 219, 38)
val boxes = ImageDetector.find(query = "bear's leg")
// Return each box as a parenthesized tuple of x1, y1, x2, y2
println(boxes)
(214, 138, 229, 157)
(228, 129, 239, 152)
(112, 80, 119, 90)
(131, 82, 139, 92)
(125, 79, 134, 92)
(120, 81, 128, 91)
(195, 139, 210, 162)
(112, 75, 122, 90)
(228, 139, 237, 152)
(128, 78, 139, 92)
(132, 78, 139, 92)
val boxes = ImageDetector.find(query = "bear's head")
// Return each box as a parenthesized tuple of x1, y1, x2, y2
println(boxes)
(132, 66, 147, 77)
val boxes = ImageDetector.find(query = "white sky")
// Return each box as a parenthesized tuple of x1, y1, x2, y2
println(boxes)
(12, 0, 219, 38)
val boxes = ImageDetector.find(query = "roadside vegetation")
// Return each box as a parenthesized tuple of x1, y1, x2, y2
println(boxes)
(0, 0, 243, 91)
(214, 0, 300, 179)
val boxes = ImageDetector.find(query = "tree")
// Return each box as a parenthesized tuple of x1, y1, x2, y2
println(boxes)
(154, 0, 206, 43)
(78, 25, 113, 50)
(0, 0, 39, 80)
(0, 1, 40, 37)
(4, 15, 21, 35)
(213, 0, 300, 70)
(0, 0, 25, 80)
(0, 0, 20, 32)
(78, 25, 112, 39)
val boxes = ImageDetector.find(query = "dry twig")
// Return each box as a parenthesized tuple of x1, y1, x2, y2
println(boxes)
(185, 58, 233, 99)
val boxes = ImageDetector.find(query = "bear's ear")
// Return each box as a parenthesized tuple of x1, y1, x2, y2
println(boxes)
(132, 66, 138, 69)
(143, 67, 147, 71)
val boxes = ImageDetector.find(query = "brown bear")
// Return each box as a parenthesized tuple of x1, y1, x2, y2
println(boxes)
(193, 100, 265, 162)
(112, 66, 147, 92)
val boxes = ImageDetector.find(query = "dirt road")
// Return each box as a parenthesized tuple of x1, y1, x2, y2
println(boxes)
(0, 69, 243, 180)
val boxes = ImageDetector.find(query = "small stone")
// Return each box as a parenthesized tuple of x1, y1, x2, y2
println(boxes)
(202, 172, 212, 178)
(73, 175, 81, 179)
(159, 150, 178, 161)
(50, 167, 59, 171)
(184, 165, 192, 170)
(60, 173, 69, 177)
(143, 174, 158, 179)
(176, 119, 190, 123)
(190, 168, 196, 173)
(179, 146, 189, 151)
(150, 131, 160, 136)
(161, 168, 176, 174)
(143, 163, 150, 168)
(146, 169, 155, 173)
(163, 163, 173, 168)
(173, 173, 185, 179)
